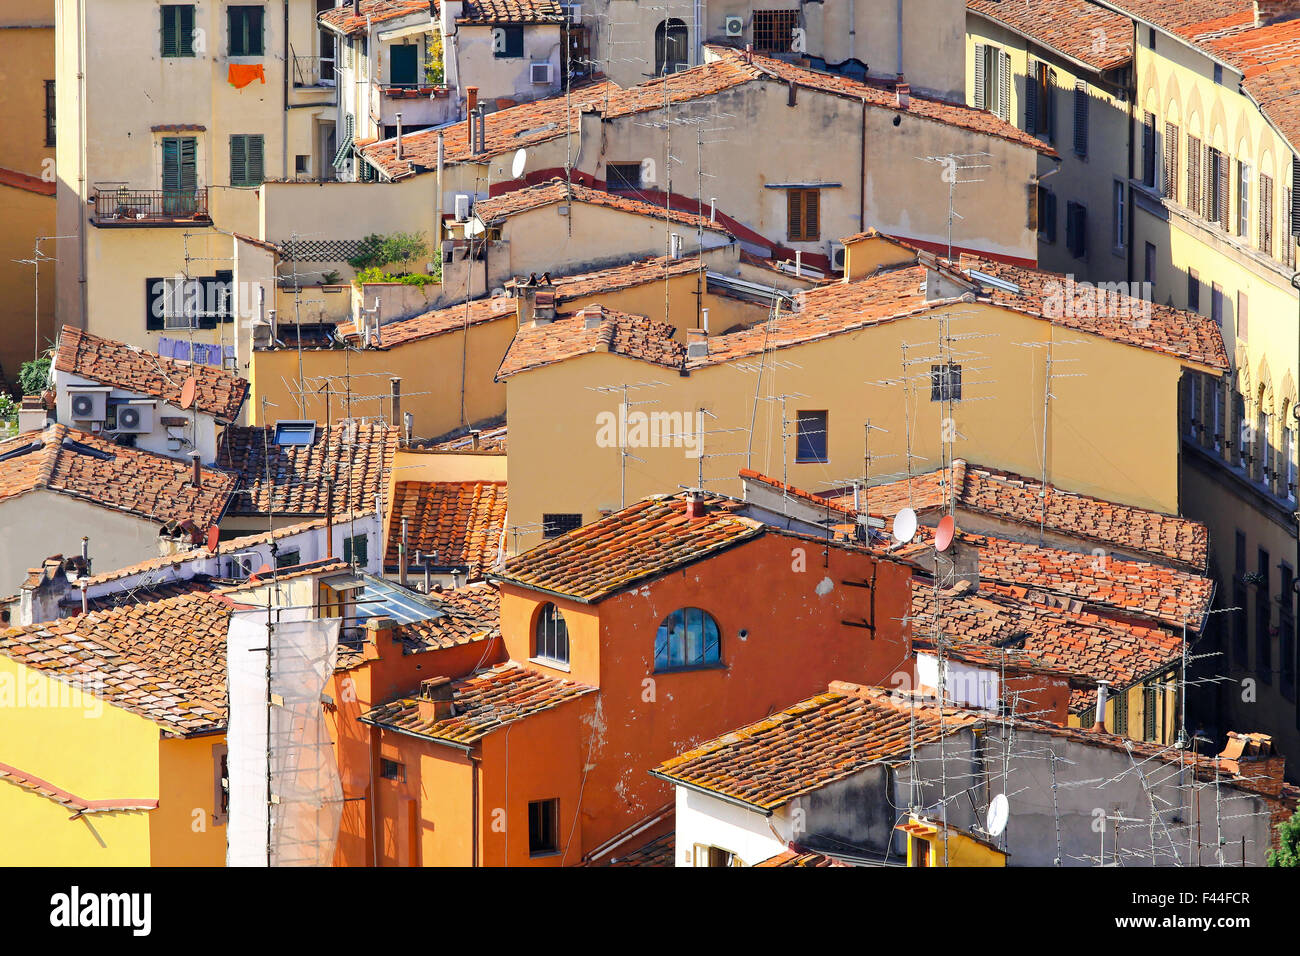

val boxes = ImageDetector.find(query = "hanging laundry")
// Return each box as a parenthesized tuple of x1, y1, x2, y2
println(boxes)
(172, 340, 191, 363)
(228, 63, 266, 89)
(157, 337, 174, 359)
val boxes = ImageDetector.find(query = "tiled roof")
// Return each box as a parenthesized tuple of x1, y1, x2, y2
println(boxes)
(428, 421, 508, 451)
(457, 0, 564, 23)
(496, 494, 765, 602)
(319, 0, 430, 37)
(217, 422, 396, 516)
(386, 480, 507, 575)
(595, 832, 675, 867)
(0, 166, 57, 197)
(473, 177, 729, 234)
(0, 762, 157, 814)
(861, 460, 1209, 571)
(360, 45, 1052, 177)
(336, 582, 501, 669)
(336, 295, 518, 348)
(755, 847, 849, 867)
(967, 0, 1134, 71)
(0, 424, 234, 529)
(910, 580, 1186, 712)
(1103, 1, 1255, 39)
(910, 631, 1085, 685)
(54, 326, 249, 422)
(359, 661, 595, 745)
(496, 306, 686, 378)
(739, 468, 859, 518)
(651, 684, 979, 812)
(0, 592, 232, 735)
(1204, 17, 1300, 156)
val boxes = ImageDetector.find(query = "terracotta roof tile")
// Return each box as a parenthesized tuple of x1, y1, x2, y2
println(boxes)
(217, 422, 396, 516)
(336, 582, 501, 669)
(0, 424, 234, 528)
(54, 326, 248, 421)
(0, 592, 232, 735)
(337, 294, 518, 348)
(595, 832, 675, 867)
(456, 0, 563, 22)
(386, 480, 507, 576)
(967, 0, 1134, 71)
(755, 848, 850, 867)
(0, 762, 157, 814)
(496, 494, 764, 602)
(0, 166, 56, 197)
(319, 0, 430, 37)
(428, 422, 508, 451)
(496, 306, 686, 378)
(359, 661, 594, 745)
(473, 177, 731, 234)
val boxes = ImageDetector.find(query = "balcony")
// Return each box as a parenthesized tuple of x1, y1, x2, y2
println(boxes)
(92, 186, 210, 226)
(292, 54, 335, 88)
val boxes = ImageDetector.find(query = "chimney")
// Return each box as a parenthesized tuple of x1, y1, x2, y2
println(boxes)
(745, 43, 753, 64)
(18, 394, 46, 434)
(363, 615, 396, 661)
(395, 112, 404, 161)
(515, 286, 537, 326)
(684, 491, 709, 519)
(532, 288, 556, 324)
(701, 307, 709, 333)
(670, 233, 683, 259)
(403, 411, 413, 445)
(895, 76, 911, 110)
(1217, 732, 1286, 796)
(353, 0, 360, 16)
(390, 377, 402, 430)
(687, 328, 708, 359)
(80, 535, 90, 573)
(466, 86, 479, 143)
(470, 429, 481, 450)
(400, 515, 410, 587)
(417, 676, 456, 723)
(1092, 680, 1109, 732)
(189, 450, 202, 488)
(1255, 1, 1300, 26)
(582, 306, 605, 329)
(794, 250, 803, 277)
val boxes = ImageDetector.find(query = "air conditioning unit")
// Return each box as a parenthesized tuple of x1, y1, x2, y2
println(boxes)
(68, 390, 107, 422)
(453, 193, 472, 222)
(114, 402, 153, 434)
(531, 61, 554, 85)
(830, 241, 847, 272)
(724, 16, 744, 37)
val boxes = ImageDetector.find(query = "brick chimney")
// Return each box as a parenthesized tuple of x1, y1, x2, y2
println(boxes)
(466, 86, 479, 142)
(1255, 0, 1300, 25)
(582, 306, 605, 329)
(363, 615, 396, 661)
(416, 676, 456, 723)
(1217, 732, 1285, 797)
(895, 76, 911, 110)
(684, 491, 709, 519)
(188, 450, 202, 488)
(687, 328, 708, 359)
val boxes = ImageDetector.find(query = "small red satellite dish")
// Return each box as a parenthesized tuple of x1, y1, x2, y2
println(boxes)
(935, 514, 956, 552)
(257, 563, 272, 576)
(179, 377, 198, 410)
(206, 526, 221, 552)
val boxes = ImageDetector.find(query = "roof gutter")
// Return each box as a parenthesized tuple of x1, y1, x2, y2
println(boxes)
(356, 714, 477, 752)
(646, 770, 776, 816)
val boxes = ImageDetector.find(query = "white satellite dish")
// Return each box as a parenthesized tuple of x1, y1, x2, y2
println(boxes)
(986, 793, 1009, 838)
(465, 218, 485, 238)
(511, 147, 528, 179)
(892, 506, 918, 544)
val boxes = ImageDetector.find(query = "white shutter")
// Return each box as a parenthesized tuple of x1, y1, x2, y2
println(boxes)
(974, 44, 986, 110)
(999, 52, 1010, 121)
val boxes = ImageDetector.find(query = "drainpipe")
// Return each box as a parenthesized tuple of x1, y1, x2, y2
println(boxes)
(1126, 18, 1138, 287)
(283, 0, 290, 181)
(395, 112, 404, 162)
(77, 0, 89, 328)
(896, 0, 904, 79)
(436, 129, 445, 260)
(469, 751, 480, 866)
(859, 99, 867, 234)
(399, 515, 409, 587)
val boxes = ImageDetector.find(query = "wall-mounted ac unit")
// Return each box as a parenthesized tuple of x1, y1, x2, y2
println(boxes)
(114, 402, 154, 434)
(69, 390, 106, 422)
(830, 241, 847, 272)
(453, 193, 472, 222)
(724, 16, 744, 37)
(531, 62, 554, 85)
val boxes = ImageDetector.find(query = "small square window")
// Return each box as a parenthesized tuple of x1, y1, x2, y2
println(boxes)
(344, 533, 368, 567)
(542, 513, 583, 538)
(795, 410, 828, 463)
(606, 162, 642, 192)
(930, 364, 962, 403)
(295, 154, 310, 175)
(494, 25, 524, 59)
(273, 420, 317, 446)
(528, 798, 559, 855)
(275, 548, 301, 570)
(380, 758, 405, 782)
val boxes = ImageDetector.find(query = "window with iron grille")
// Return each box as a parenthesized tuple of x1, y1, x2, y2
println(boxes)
(795, 409, 828, 462)
(229, 134, 265, 187)
(1258, 550, 1272, 684)
(787, 188, 820, 241)
(528, 798, 559, 855)
(228, 5, 264, 57)
(605, 162, 642, 192)
(43, 80, 55, 147)
(1163, 122, 1178, 201)
(1066, 201, 1087, 257)
(542, 513, 582, 538)
(930, 364, 962, 403)
(534, 602, 570, 664)
(161, 5, 195, 57)
(380, 758, 405, 782)
(1038, 186, 1057, 242)
(753, 10, 799, 53)
(654, 607, 722, 671)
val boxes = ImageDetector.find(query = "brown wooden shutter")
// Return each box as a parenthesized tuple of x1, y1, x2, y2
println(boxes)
(788, 190, 802, 241)
(1260, 173, 1274, 255)
(1164, 122, 1178, 201)
(1217, 149, 1230, 230)
(805, 189, 819, 240)
(1187, 136, 1201, 215)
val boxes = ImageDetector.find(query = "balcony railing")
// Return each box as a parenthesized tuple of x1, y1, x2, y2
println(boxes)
(93, 186, 210, 224)
(293, 54, 335, 88)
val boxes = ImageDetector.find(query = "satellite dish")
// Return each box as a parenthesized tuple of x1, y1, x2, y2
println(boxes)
(511, 147, 528, 179)
(179, 377, 198, 410)
(206, 526, 221, 553)
(892, 507, 918, 544)
(986, 793, 1009, 837)
(935, 514, 956, 552)
(465, 218, 485, 238)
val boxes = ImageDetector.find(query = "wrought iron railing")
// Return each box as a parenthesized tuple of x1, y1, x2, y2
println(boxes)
(92, 186, 210, 222)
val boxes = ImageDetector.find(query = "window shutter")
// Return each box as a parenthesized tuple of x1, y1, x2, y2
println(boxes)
(788, 189, 802, 240)
(181, 5, 193, 56)
(1164, 122, 1178, 201)
(248, 134, 264, 185)
(805, 189, 819, 240)
(1073, 82, 1088, 156)
(199, 275, 219, 329)
(1260, 173, 1273, 254)
(1046, 191, 1057, 240)
(1217, 150, 1229, 230)
(973, 45, 986, 110)
(180, 137, 197, 192)
(999, 52, 1010, 121)
(146, 277, 165, 330)
(1187, 135, 1201, 215)
(1025, 59, 1038, 132)
(1292, 157, 1300, 236)
(1046, 68, 1057, 142)
(161, 7, 175, 57)
(162, 138, 180, 191)
(230, 136, 246, 187)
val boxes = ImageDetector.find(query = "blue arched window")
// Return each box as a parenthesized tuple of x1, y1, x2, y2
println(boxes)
(654, 607, 720, 671)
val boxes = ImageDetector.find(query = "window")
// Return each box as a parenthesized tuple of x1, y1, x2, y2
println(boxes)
(161, 5, 195, 57)
(1026, 60, 1055, 140)
(1144, 242, 1156, 288)
(380, 758, 405, 782)
(295, 154, 310, 175)
(43, 80, 55, 147)
(494, 25, 524, 59)
(541, 513, 582, 538)
(753, 10, 799, 53)
(654, 18, 689, 75)
(795, 409, 828, 462)
(1237, 161, 1251, 237)
(275, 548, 301, 570)
(1281, 562, 1296, 700)
(1142, 112, 1156, 187)
(1146, 27, 1155, 49)
(654, 607, 721, 671)
(1211, 282, 1223, 327)
(1214, 63, 1223, 85)
(1073, 82, 1088, 156)
(1163, 122, 1179, 201)
(1038, 186, 1057, 242)
(149, 277, 198, 330)
(229, 134, 265, 187)
(1207, 147, 1227, 229)
(161, 135, 198, 210)
(343, 533, 368, 567)
(212, 745, 229, 825)
(1187, 268, 1200, 312)
(534, 602, 570, 664)
(1260, 172, 1274, 255)
(787, 188, 820, 241)
(605, 162, 642, 192)
(693, 844, 741, 866)
(528, 798, 559, 855)
(1233, 531, 1248, 665)
(1285, 423, 1297, 502)
(1287, 188, 1297, 269)
(974, 45, 1008, 122)
(1237, 291, 1248, 341)
(228, 5, 265, 57)
(1186, 135, 1202, 215)
(1066, 201, 1087, 258)
(1258, 550, 1272, 684)
(930, 364, 962, 403)
(273, 420, 317, 445)
(389, 43, 418, 85)
(1143, 680, 1159, 741)
(1112, 181, 1125, 251)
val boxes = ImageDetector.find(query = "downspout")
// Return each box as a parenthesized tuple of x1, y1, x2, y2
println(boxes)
(283, 0, 290, 181)
(860, 99, 867, 235)
(849, 0, 856, 62)
(896, 0, 904, 78)
(469, 750, 480, 866)
(78, 0, 88, 328)
(1126, 18, 1137, 286)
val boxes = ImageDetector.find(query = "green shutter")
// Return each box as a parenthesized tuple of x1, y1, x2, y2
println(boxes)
(230, 136, 246, 186)
(390, 45, 418, 86)
(162, 138, 181, 191)
(345, 534, 368, 566)
(247, 134, 264, 185)
(161, 6, 195, 58)
(230, 135, 263, 187)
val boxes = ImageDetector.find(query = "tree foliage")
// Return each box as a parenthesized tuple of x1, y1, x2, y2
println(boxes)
(1268, 808, 1300, 867)
(19, 355, 51, 396)
(347, 232, 430, 274)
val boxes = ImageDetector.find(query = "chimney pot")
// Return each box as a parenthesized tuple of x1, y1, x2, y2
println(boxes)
(896, 78, 911, 110)
(188, 451, 202, 488)
(1092, 680, 1110, 733)
(684, 491, 708, 519)
(390, 377, 402, 432)
(395, 112, 404, 161)
(583, 307, 605, 329)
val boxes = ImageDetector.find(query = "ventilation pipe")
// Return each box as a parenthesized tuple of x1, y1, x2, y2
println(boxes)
(395, 112, 404, 161)
(390, 377, 402, 431)
(701, 307, 709, 333)
(400, 516, 409, 587)
(1093, 680, 1110, 733)
(189, 450, 202, 488)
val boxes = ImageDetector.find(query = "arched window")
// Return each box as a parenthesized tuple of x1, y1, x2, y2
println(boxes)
(655, 19, 689, 76)
(654, 607, 720, 671)
(535, 602, 569, 664)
